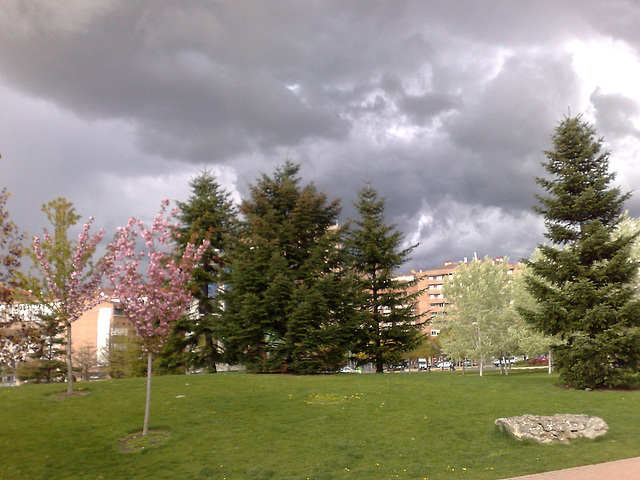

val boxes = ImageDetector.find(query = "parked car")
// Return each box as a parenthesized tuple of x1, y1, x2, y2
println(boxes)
(494, 357, 517, 367)
(526, 357, 548, 366)
(436, 361, 451, 369)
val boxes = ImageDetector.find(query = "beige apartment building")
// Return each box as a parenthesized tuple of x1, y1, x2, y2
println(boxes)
(71, 295, 130, 364)
(1, 292, 130, 366)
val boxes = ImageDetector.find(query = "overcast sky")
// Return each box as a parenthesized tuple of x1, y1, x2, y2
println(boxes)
(2, 1, 640, 271)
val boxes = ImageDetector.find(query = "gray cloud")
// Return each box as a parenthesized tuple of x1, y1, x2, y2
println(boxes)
(591, 88, 640, 139)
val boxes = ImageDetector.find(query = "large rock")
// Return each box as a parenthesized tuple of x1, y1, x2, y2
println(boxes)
(495, 414, 608, 444)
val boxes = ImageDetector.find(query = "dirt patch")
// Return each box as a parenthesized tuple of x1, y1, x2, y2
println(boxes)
(118, 430, 170, 453)
(50, 390, 92, 400)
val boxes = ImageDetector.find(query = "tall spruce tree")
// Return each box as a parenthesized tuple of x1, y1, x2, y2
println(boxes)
(346, 183, 424, 373)
(162, 171, 237, 373)
(220, 161, 358, 374)
(519, 115, 640, 388)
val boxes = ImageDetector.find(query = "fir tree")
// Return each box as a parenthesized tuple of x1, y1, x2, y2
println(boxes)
(345, 183, 424, 373)
(16, 313, 66, 383)
(520, 115, 640, 388)
(220, 161, 358, 374)
(162, 171, 237, 373)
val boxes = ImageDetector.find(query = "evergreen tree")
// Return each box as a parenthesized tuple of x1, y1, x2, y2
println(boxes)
(519, 115, 640, 389)
(162, 171, 237, 373)
(345, 183, 424, 373)
(220, 161, 358, 374)
(16, 313, 66, 383)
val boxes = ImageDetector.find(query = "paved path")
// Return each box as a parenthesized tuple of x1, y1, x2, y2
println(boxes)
(502, 456, 640, 479)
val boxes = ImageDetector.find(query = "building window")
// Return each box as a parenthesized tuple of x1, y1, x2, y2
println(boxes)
(207, 283, 219, 298)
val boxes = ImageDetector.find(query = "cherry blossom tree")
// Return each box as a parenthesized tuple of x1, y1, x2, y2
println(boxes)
(33, 217, 104, 394)
(103, 200, 208, 436)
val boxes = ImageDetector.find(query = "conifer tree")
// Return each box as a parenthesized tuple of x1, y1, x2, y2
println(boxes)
(16, 313, 66, 383)
(519, 115, 640, 388)
(162, 171, 237, 373)
(220, 161, 358, 374)
(345, 183, 424, 373)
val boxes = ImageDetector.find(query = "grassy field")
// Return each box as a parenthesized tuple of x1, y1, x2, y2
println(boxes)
(2, 370, 639, 480)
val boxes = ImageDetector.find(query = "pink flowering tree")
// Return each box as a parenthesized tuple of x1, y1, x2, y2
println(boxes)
(103, 200, 208, 436)
(33, 218, 105, 394)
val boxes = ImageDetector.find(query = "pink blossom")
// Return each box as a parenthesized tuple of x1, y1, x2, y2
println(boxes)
(32, 217, 105, 324)
(102, 201, 209, 354)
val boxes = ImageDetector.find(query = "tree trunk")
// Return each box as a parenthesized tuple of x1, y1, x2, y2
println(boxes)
(548, 349, 553, 374)
(205, 335, 217, 373)
(479, 357, 484, 376)
(66, 321, 73, 395)
(143, 352, 152, 436)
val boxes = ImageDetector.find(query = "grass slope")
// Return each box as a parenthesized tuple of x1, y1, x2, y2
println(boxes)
(2, 371, 639, 480)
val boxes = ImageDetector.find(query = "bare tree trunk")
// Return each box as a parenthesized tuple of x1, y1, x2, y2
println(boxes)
(479, 357, 484, 376)
(548, 349, 553, 374)
(66, 321, 73, 395)
(143, 352, 152, 436)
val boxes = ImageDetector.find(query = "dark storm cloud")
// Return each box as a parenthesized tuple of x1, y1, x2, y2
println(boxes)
(0, 1, 351, 162)
(2, 1, 640, 270)
(591, 89, 640, 139)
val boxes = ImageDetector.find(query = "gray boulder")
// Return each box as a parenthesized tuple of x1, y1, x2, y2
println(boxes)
(495, 414, 608, 444)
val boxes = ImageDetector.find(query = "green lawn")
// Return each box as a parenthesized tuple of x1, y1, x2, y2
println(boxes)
(2, 370, 639, 480)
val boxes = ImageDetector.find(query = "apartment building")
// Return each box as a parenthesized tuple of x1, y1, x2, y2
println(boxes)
(71, 295, 131, 364)
(1, 292, 131, 367)
(406, 257, 522, 336)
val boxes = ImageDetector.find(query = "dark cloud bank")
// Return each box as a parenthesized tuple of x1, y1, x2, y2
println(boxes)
(1, 1, 640, 270)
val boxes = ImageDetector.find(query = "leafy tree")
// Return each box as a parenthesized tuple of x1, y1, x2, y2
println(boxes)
(0, 188, 24, 302)
(102, 331, 147, 379)
(345, 183, 424, 372)
(220, 161, 358, 374)
(405, 335, 441, 367)
(438, 258, 515, 376)
(614, 214, 640, 294)
(162, 170, 237, 373)
(519, 116, 640, 389)
(0, 188, 30, 368)
(73, 344, 98, 381)
(511, 249, 559, 373)
(31, 198, 104, 394)
(103, 200, 208, 435)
